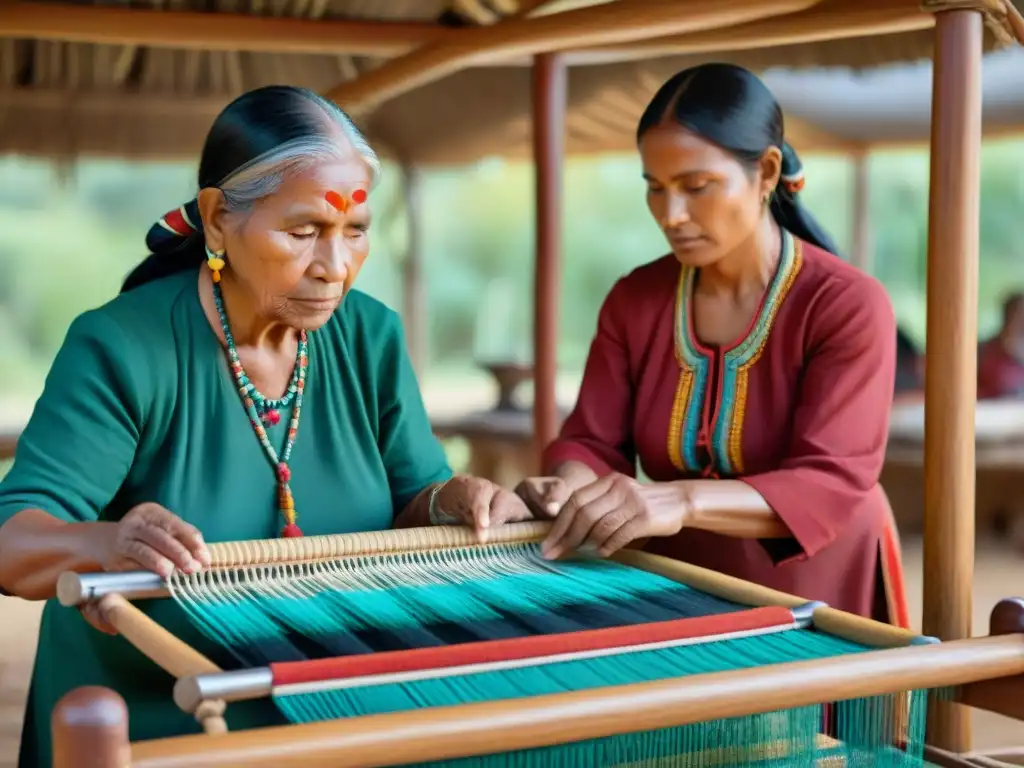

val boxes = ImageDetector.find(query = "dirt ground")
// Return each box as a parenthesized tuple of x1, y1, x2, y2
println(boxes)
(0, 535, 1020, 765)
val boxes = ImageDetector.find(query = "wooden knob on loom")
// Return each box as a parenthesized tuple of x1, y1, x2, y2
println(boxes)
(989, 597, 1024, 635)
(195, 698, 229, 735)
(51, 686, 130, 768)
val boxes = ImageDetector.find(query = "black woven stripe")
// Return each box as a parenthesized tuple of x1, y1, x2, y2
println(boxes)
(223, 586, 748, 668)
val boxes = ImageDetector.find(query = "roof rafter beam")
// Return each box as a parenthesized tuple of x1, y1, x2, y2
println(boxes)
(7, 86, 1024, 161)
(323, 0, 823, 114)
(570, 0, 934, 62)
(0, 1, 454, 57)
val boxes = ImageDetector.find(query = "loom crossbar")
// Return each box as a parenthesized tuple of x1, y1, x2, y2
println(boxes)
(172, 604, 811, 712)
(125, 634, 1024, 768)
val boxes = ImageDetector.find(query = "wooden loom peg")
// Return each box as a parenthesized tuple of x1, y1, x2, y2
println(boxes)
(194, 698, 229, 735)
(955, 598, 1024, 725)
(95, 592, 233, 729)
(988, 598, 1024, 636)
(51, 686, 131, 768)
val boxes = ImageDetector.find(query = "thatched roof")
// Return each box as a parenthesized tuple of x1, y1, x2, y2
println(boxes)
(1, 0, 1022, 165)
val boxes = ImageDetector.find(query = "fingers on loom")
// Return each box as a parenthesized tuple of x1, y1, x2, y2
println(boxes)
(545, 491, 627, 559)
(596, 518, 644, 557)
(135, 504, 210, 566)
(541, 501, 578, 558)
(496, 489, 534, 523)
(122, 539, 176, 579)
(487, 492, 511, 527)
(469, 482, 494, 531)
(80, 604, 117, 636)
(123, 523, 197, 577)
(540, 479, 571, 516)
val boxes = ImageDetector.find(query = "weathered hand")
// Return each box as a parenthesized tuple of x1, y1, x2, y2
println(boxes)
(100, 503, 210, 577)
(433, 475, 534, 540)
(81, 502, 211, 634)
(541, 474, 686, 559)
(514, 476, 572, 518)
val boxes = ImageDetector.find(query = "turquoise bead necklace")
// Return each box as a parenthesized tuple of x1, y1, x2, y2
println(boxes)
(213, 281, 308, 537)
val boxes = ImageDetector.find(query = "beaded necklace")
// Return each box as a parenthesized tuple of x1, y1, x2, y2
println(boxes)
(213, 281, 307, 538)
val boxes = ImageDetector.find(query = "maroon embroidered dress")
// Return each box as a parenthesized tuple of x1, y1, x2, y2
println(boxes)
(544, 234, 909, 625)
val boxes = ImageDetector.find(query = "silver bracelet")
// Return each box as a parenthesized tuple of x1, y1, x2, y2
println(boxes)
(428, 480, 460, 525)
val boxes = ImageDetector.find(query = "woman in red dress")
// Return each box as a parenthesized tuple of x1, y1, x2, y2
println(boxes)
(516, 63, 908, 626)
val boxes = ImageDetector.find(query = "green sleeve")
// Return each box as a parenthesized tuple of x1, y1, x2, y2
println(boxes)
(0, 311, 145, 526)
(376, 314, 452, 515)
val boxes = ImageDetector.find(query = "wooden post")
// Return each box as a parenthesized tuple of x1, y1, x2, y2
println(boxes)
(400, 163, 427, 379)
(51, 687, 131, 768)
(920, 6, 983, 753)
(849, 151, 872, 273)
(531, 52, 566, 463)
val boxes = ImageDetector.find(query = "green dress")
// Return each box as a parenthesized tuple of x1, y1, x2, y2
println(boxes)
(0, 269, 452, 767)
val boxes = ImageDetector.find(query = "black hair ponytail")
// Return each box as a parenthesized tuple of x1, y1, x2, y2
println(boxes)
(121, 198, 206, 293)
(769, 142, 839, 255)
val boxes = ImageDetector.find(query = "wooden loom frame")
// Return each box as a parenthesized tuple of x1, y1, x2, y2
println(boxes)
(32, 0, 1024, 765)
(50, 522, 1024, 767)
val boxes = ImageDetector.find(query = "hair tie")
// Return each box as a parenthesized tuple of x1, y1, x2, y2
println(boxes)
(146, 198, 202, 254)
(781, 171, 805, 195)
(779, 141, 805, 195)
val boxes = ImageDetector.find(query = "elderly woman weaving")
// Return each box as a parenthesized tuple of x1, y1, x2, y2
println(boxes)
(0, 85, 531, 766)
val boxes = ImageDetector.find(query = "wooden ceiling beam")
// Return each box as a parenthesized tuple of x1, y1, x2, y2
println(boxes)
(0, 0, 953, 68)
(324, 0, 822, 114)
(5, 87, 1024, 162)
(571, 0, 933, 62)
(0, 1, 453, 57)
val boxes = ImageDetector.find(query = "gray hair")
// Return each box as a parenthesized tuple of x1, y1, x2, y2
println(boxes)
(214, 91, 381, 214)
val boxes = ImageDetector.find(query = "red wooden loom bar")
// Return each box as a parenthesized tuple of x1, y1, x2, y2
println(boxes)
(272, 606, 798, 687)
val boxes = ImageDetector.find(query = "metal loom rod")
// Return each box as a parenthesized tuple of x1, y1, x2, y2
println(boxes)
(172, 603, 820, 713)
(129, 634, 1024, 768)
(57, 569, 167, 605)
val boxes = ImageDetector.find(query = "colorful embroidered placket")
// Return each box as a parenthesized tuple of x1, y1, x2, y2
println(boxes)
(214, 281, 308, 537)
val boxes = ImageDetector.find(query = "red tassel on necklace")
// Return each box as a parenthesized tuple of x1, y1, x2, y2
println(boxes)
(277, 475, 302, 538)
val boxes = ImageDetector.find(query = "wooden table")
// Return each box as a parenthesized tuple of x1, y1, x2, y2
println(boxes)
(883, 399, 1024, 546)
(431, 408, 568, 488)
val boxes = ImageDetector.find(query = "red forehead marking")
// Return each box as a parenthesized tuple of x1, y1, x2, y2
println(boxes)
(325, 190, 348, 212)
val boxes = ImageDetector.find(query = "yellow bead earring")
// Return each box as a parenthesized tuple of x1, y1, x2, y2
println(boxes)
(205, 245, 226, 284)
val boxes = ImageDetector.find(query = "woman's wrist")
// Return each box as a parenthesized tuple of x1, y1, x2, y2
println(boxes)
(551, 461, 599, 492)
(637, 481, 693, 536)
(427, 479, 460, 525)
(664, 479, 788, 539)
